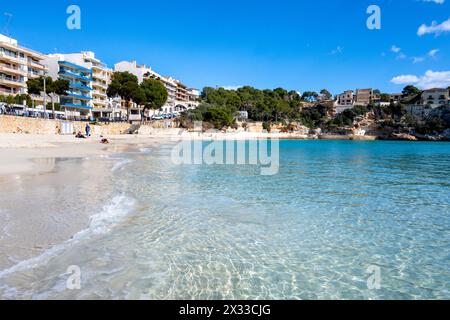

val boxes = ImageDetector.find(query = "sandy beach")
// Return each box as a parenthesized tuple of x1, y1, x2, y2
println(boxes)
(0, 133, 169, 272)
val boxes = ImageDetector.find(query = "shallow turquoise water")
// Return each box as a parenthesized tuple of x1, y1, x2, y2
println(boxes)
(1, 140, 449, 299)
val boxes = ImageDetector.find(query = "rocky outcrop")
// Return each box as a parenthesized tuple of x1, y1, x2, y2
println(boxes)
(391, 133, 418, 141)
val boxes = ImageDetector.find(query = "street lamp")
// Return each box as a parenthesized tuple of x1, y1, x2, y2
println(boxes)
(43, 71, 47, 118)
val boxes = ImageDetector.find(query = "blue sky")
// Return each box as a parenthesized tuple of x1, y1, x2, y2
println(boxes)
(1, 0, 449, 94)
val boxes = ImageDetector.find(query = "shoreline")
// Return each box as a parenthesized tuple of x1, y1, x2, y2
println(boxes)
(1, 131, 448, 177)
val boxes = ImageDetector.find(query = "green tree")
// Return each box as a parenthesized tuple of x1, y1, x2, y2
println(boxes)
(26, 77, 69, 115)
(302, 91, 319, 102)
(380, 93, 391, 102)
(107, 72, 141, 119)
(402, 85, 421, 97)
(26, 77, 44, 95)
(140, 79, 168, 112)
(320, 89, 332, 100)
(203, 107, 234, 129)
(48, 79, 69, 115)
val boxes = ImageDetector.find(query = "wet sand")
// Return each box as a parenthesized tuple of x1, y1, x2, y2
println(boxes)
(0, 133, 165, 272)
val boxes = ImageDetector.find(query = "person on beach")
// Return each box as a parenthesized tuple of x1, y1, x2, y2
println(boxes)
(75, 131, 86, 139)
(85, 123, 91, 137)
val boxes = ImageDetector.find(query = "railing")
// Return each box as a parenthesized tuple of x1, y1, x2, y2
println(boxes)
(0, 75, 25, 84)
(0, 52, 25, 62)
(59, 70, 93, 82)
(27, 59, 45, 69)
(69, 82, 93, 91)
(66, 92, 93, 101)
(61, 103, 93, 110)
(93, 99, 108, 105)
(92, 81, 108, 89)
(0, 64, 26, 72)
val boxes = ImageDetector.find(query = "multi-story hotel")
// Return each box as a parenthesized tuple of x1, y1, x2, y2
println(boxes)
(114, 60, 199, 115)
(0, 34, 46, 97)
(43, 54, 93, 119)
(114, 60, 178, 106)
(42, 51, 124, 120)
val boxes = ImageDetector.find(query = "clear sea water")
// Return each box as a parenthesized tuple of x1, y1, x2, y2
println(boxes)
(0, 140, 449, 299)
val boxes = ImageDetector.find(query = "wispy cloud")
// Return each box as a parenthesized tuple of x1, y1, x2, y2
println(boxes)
(421, 0, 445, 4)
(428, 49, 440, 57)
(391, 70, 450, 89)
(330, 46, 343, 55)
(417, 17, 450, 36)
(391, 45, 401, 53)
(411, 49, 440, 63)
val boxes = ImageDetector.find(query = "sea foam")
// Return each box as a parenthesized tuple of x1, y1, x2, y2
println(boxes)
(0, 195, 135, 280)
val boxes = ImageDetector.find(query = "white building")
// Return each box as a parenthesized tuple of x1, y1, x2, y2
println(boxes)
(114, 60, 199, 116)
(43, 51, 124, 120)
(0, 34, 47, 97)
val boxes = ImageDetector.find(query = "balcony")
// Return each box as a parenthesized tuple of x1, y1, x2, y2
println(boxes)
(0, 52, 25, 64)
(61, 103, 93, 110)
(93, 73, 108, 81)
(69, 82, 93, 91)
(27, 59, 46, 70)
(59, 70, 93, 82)
(93, 91, 107, 97)
(93, 99, 108, 106)
(66, 92, 93, 101)
(0, 76, 26, 87)
(92, 80, 108, 89)
(0, 64, 28, 76)
(58, 60, 91, 73)
(0, 87, 15, 95)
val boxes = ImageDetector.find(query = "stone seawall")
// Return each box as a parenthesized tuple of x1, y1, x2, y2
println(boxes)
(0, 116, 133, 135)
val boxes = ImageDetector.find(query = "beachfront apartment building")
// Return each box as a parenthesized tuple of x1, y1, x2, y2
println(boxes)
(114, 60, 199, 116)
(114, 60, 178, 106)
(0, 34, 47, 97)
(42, 51, 126, 120)
(43, 54, 93, 119)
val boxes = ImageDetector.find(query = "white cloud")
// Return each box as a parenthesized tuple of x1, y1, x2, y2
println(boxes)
(391, 70, 450, 89)
(413, 57, 425, 63)
(428, 49, 439, 57)
(417, 17, 450, 36)
(421, 0, 445, 4)
(391, 45, 401, 53)
(391, 75, 420, 84)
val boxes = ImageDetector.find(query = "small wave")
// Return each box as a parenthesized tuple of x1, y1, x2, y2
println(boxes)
(0, 195, 135, 280)
(111, 158, 134, 172)
(139, 148, 152, 154)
